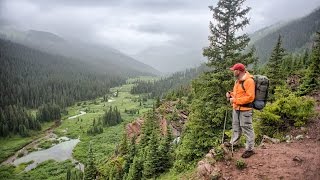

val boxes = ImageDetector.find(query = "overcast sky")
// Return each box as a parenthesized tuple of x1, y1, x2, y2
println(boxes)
(1, 0, 319, 72)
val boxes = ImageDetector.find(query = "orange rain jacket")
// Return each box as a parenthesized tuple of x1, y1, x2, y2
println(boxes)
(230, 71, 255, 111)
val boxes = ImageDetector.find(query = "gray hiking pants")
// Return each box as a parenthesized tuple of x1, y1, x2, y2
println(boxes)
(230, 109, 255, 151)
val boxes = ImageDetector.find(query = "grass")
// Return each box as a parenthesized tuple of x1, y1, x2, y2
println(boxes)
(126, 76, 160, 83)
(18, 160, 79, 180)
(38, 140, 53, 149)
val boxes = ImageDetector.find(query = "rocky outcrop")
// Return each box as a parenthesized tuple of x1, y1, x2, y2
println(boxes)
(126, 118, 144, 139)
(125, 100, 189, 139)
(196, 148, 221, 180)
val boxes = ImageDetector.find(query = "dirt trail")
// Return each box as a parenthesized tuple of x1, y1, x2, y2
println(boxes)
(217, 93, 320, 180)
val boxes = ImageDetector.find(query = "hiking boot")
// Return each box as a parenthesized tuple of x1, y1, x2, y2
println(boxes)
(241, 150, 255, 158)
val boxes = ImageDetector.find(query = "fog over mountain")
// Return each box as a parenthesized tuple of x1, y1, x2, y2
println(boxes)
(1, 0, 319, 73)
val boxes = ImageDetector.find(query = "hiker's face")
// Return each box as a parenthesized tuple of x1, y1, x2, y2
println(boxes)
(233, 70, 240, 77)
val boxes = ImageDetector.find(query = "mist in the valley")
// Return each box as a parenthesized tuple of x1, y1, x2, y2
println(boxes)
(1, 0, 319, 73)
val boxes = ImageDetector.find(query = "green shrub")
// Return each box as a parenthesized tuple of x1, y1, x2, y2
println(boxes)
(235, 159, 247, 170)
(38, 140, 52, 149)
(254, 87, 315, 139)
(214, 146, 224, 161)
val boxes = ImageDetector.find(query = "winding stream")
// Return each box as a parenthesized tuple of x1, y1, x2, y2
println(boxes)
(13, 138, 82, 171)
(1, 110, 88, 171)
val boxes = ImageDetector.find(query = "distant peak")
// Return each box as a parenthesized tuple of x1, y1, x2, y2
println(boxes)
(26, 30, 65, 43)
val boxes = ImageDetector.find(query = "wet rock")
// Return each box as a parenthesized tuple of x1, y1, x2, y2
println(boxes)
(293, 156, 303, 162)
(259, 143, 267, 149)
(295, 135, 304, 140)
(285, 135, 293, 143)
(261, 135, 280, 144)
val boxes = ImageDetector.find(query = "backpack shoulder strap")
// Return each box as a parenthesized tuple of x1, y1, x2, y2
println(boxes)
(241, 80, 246, 91)
(241, 77, 254, 92)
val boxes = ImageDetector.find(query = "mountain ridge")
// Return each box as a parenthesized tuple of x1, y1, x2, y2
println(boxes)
(0, 28, 161, 76)
(249, 7, 320, 63)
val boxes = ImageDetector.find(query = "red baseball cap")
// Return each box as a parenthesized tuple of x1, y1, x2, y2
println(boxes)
(230, 63, 245, 71)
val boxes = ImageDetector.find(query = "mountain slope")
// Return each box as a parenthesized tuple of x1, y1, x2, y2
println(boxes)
(250, 7, 320, 63)
(0, 28, 161, 76)
(0, 38, 125, 108)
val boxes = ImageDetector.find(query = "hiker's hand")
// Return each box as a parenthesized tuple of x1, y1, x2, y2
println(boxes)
(229, 98, 234, 104)
(226, 91, 231, 98)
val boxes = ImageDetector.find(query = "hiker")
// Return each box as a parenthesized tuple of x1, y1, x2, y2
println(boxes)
(225, 63, 255, 158)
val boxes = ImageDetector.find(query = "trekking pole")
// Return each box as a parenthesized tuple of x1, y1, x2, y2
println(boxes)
(231, 141, 234, 157)
(221, 109, 227, 144)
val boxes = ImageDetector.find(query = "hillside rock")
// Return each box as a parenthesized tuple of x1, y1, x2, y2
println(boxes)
(125, 100, 189, 139)
(125, 118, 144, 139)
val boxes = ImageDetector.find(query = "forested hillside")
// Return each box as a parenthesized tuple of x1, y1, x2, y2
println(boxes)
(250, 7, 320, 63)
(0, 38, 126, 109)
(130, 64, 209, 98)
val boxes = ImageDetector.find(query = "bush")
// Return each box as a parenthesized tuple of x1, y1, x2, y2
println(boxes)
(214, 146, 224, 161)
(236, 159, 247, 170)
(17, 152, 24, 158)
(254, 86, 315, 140)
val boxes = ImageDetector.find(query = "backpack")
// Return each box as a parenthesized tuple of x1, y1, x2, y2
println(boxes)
(241, 75, 269, 110)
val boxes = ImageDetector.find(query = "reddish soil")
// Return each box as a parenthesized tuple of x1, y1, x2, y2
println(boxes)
(217, 97, 320, 180)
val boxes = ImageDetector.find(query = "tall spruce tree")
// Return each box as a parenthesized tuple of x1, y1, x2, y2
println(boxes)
(158, 124, 174, 173)
(84, 144, 97, 180)
(302, 50, 310, 68)
(123, 135, 137, 175)
(265, 35, 286, 99)
(248, 46, 259, 74)
(174, 0, 251, 170)
(142, 131, 160, 179)
(126, 154, 143, 180)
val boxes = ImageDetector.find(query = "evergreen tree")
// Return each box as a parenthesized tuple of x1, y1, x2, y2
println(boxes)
(299, 32, 320, 95)
(142, 132, 159, 179)
(118, 132, 129, 156)
(139, 110, 157, 149)
(126, 155, 142, 180)
(203, 0, 251, 70)
(84, 144, 97, 180)
(249, 46, 259, 74)
(302, 50, 310, 68)
(103, 106, 122, 126)
(175, 0, 251, 170)
(158, 124, 174, 173)
(265, 35, 286, 99)
(123, 136, 137, 174)
(155, 96, 161, 108)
